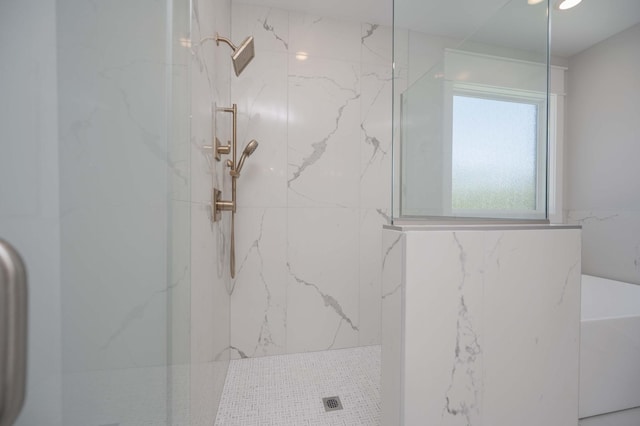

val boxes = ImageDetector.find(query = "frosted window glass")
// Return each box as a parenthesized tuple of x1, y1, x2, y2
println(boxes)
(452, 95, 538, 210)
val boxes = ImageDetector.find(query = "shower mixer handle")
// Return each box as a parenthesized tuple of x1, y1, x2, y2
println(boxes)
(214, 137, 231, 161)
(211, 188, 235, 222)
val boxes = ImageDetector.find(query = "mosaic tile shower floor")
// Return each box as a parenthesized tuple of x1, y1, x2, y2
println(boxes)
(214, 345, 381, 425)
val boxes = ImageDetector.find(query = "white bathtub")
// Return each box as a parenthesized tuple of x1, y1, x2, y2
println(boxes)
(579, 274, 640, 423)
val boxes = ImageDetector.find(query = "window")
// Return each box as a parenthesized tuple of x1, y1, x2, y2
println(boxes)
(398, 50, 564, 222)
(444, 83, 547, 219)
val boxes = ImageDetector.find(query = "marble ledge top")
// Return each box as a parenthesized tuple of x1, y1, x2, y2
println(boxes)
(384, 223, 582, 232)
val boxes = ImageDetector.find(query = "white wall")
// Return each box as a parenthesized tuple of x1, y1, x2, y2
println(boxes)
(565, 23, 640, 285)
(0, 1, 62, 424)
(227, 3, 393, 356)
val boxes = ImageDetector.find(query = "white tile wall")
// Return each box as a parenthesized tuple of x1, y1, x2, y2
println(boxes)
(229, 3, 394, 357)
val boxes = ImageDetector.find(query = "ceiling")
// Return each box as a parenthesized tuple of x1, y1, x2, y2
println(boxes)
(235, 0, 640, 57)
(550, 0, 640, 57)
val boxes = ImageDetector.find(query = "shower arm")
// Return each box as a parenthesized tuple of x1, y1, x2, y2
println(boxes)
(198, 34, 237, 51)
(214, 34, 238, 52)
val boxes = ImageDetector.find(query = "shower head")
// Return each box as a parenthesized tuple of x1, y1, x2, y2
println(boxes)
(234, 140, 259, 176)
(215, 33, 255, 76)
(232, 36, 255, 76)
(243, 139, 259, 156)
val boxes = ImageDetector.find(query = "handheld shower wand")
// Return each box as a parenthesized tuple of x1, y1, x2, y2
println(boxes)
(231, 140, 259, 177)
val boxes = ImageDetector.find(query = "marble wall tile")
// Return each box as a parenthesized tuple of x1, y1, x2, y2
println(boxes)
(169, 63, 192, 205)
(381, 229, 404, 426)
(231, 207, 287, 358)
(229, 3, 393, 357)
(289, 12, 361, 62)
(358, 209, 389, 346)
(232, 3, 289, 54)
(361, 23, 393, 65)
(567, 210, 640, 285)
(482, 229, 581, 426)
(405, 231, 485, 426)
(382, 228, 581, 426)
(231, 50, 288, 208)
(288, 55, 361, 208)
(286, 208, 360, 353)
(361, 63, 392, 210)
(169, 199, 193, 366)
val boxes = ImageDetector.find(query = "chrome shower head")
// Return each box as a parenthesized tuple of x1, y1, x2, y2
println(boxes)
(234, 140, 259, 176)
(215, 33, 255, 76)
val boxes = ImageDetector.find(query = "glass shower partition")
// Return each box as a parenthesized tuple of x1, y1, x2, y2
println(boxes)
(56, 0, 193, 424)
(393, 0, 550, 222)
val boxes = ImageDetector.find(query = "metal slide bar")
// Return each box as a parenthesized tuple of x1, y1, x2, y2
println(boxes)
(0, 239, 28, 426)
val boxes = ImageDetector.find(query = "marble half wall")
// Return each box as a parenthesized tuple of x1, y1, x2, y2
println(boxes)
(382, 226, 581, 426)
(227, 3, 393, 357)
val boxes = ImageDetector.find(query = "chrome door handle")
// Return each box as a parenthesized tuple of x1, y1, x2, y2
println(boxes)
(0, 239, 28, 426)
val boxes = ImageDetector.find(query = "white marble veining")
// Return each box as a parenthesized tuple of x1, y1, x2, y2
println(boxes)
(287, 208, 360, 353)
(360, 63, 392, 210)
(382, 227, 581, 426)
(231, 207, 287, 358)
(232, 3, 290, 54)
(232, 51, 288, 208)
(228, 3, 394, 357)
(358, 209, 390, 346)
(482, 230, 581, 426)
(288, 55, 361, 208)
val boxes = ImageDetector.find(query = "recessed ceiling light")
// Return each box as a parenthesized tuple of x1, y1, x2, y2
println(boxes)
(557, 0, 582, 10)
(527, 0, 544, 5)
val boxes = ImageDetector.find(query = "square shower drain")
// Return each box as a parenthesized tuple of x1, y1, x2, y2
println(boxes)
(322, 396, 343, 412)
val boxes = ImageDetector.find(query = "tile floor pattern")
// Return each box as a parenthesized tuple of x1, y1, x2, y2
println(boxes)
(214, 345, 381, 425)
